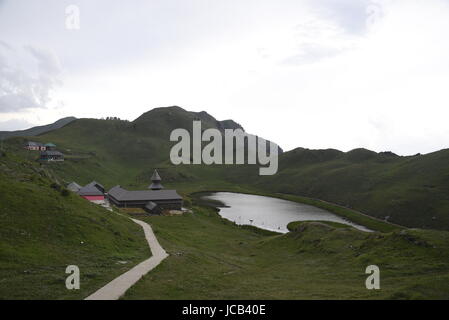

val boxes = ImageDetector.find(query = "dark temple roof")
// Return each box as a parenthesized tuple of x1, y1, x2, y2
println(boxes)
(151, 170, 161, 181)
(149, 181, 163, 190)
(108, 185, 182, 201)
(67, 182, 82, 192)
(78, 181, 105, 196)
(41, 150, 64, 156)
(27, 141, 44, 147)
(145, 201, 158, 211)
(149, 169, 163, 190)
(85, 181, 105, 193)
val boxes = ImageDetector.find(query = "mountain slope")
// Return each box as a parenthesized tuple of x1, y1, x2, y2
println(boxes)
(11, 106, 449, 230)
(0, 150, 149, 299)
(22, 106, 276, 188)
(0, 117, 77, 140)
(254, 147, 449, 230)
(3, 137, 449, 300)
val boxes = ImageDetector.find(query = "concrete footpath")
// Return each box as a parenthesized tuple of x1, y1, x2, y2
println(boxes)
(85, 218, 168, 300)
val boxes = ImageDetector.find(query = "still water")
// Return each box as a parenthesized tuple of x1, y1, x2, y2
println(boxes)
(202, 192, 372, 233)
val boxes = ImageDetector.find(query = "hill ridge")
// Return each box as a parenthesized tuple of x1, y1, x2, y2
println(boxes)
(0, 117, 77, 139)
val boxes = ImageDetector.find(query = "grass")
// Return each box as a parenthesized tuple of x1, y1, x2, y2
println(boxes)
(0, 152, 150, 299)
(255, 147, 449, 230)
(272, 193, 401, 233)
(8, 106, 448, 231)
(3, 106, 449, 300)
(2, 132, 449, 299)
(287, 220, 356, 231)
(123, 206, 449, 300)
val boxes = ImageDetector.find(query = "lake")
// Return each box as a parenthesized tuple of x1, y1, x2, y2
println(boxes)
(201, 192, 372, 233)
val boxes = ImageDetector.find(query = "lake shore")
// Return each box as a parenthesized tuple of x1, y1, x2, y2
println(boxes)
(191, 190, 401, 233)
(199, 192, 373, 233)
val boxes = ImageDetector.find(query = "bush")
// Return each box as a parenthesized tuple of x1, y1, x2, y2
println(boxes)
(50, 182, 61, 191)
(60, 188, 70, 197)
(183, 198, 192, 208)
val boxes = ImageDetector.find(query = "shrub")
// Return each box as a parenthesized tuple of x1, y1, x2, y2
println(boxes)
(183, 198, 192, 207)
(50, 182, 61, 191)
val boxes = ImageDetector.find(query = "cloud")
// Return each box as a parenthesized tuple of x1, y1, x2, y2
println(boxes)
(280, 0, 393, 66)
(0, 0, 448, 156)
(279, 8, 362, 66)
(0, 118, 35, 131)
(0, 43, 62, 113)
(282, 42, 346, 65)
(0, 40, 12, 50)
(306, 0, 373, 34)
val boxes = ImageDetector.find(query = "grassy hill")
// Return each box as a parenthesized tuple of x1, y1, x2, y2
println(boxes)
(255, 147, 449, 230)
(5, 105, 449, 231)
(3, 105, 449, 299)
(12, 107, 249, 188)
(0, 150, 150, 299)
(0, 117, 76, 140)
(123, 206, 449, 300)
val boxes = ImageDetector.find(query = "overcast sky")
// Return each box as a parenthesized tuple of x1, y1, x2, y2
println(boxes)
(1, 0, 449, 155)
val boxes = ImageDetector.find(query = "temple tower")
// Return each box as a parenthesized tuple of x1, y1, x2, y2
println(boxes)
(149, 169, 163, 190)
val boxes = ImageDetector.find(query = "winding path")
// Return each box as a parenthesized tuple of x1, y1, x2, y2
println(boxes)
(85, 218, 168, 300)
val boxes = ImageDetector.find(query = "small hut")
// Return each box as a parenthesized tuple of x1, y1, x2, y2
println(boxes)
(44, 143, 57, 151)
(77, 181, 105, 201)
(67, 182, 82, 192)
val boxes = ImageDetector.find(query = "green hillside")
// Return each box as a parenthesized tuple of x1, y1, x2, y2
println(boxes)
(255, 147, 449, 230)
(123, 206, 449, 300)
(18, 106, 448, 231)
(0, 117, 76, 140)
(0, 150, 150, 299)
(14, 107, 247, 188)
(3, 105, 449, 299)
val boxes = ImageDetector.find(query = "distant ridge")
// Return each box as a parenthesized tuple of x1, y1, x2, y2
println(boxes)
(2, 105, 449, 230)
(0, 117, 77, 139)
(133, 106, 245, 132)
(191, 110, 244, 131)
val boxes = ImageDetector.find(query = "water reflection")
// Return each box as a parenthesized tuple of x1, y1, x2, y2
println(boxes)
(202, 192, 372, 233)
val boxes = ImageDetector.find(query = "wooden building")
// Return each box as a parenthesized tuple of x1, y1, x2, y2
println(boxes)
(44, 143, 57, 151)
(67, 182, 82, 193)
(39, 150, 64, 161)
(108, 170, 182, 214)
(77, 181, 105, 201)
(25, 141, 45, 151)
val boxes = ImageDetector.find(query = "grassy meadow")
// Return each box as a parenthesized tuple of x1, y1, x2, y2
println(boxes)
(0, 151, 150, 299)
(123, 206, 449, 300)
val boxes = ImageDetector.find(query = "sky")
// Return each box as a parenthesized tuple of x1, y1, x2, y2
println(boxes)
(1, 0, 449, 155)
